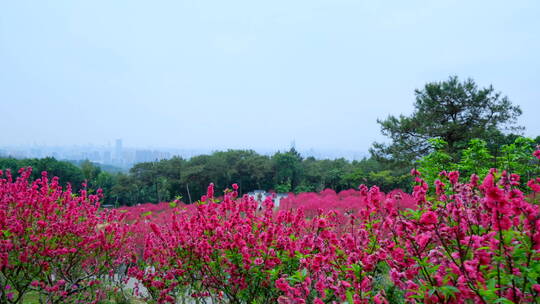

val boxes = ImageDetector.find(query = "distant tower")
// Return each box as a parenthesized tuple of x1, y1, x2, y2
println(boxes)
(115, 139, 123, 160)
(290, 139, 296, 150)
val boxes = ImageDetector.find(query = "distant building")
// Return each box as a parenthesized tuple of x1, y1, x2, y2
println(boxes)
(102, 151, 111, 163)
(135, 150, 154, 163)
(30, 148, 42, 158)
(246, 190, 288, 208)
(123, 150, 135, 165)
(115, 139, 123, 160)
(157, 151, 171, 160)
(133, 150, 171, 163)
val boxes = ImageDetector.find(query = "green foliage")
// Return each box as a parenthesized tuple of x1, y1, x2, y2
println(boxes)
(273, 147, 304, 191)
(343, 157, 410, 192)
(372, 76, 522, 166)
(457, 138, 493, 178)
(418, 138, 497, 187)
(0, 157, 85, 191)
(275, 181, 292, 193)
(364, 170, 409, 193)
(418, 136, 539, 189)
(417, 138, 455, 186)
(499, 137, 538, 181)
(293, 183, 315, 193)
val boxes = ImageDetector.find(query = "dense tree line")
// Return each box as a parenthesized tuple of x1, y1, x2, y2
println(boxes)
(0, 157, 86, 191)
(2, 136, 537, 207)
(0, 150, 411, 206)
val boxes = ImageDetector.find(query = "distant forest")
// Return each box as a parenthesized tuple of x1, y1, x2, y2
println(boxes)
(2, 77, 538, 206)
(0, 149, 410, 206)
(0, 133, 538, 207)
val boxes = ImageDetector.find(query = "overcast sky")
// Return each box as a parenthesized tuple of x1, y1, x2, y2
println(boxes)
(1, 0, 539, 151)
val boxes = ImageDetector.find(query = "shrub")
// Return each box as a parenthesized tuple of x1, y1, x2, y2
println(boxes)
(0, 168, 131, 303)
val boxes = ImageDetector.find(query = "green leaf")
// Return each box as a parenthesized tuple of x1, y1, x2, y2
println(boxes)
(2, 230, 11, 237)
(346, 290, 354, 304)
(408, 294, 424, 299)
(428, 264, 441, 274)
(494, 298, 515, 304)
(487, 278, 497, 290)
(440, 285, 459, 298)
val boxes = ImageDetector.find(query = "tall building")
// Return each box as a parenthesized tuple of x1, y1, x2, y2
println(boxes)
(135, 150, 153, 163)
(102, 151, 111, 163)
(114, 139, 123, 160)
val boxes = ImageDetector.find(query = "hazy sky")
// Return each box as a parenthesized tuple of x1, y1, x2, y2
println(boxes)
(1, 0, 539, 151)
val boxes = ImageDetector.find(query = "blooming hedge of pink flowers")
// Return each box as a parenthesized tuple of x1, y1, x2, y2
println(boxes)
(2, 150, 540, 303)
(0, 168, 132, 303)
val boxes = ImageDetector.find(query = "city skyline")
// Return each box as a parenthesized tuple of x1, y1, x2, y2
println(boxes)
(0, 139, 371, 169)
(1, 0, 539, 151)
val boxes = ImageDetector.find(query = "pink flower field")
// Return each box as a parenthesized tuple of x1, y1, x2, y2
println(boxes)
(1, 151, 540, 303)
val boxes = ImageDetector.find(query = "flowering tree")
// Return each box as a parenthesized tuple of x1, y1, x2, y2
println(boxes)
(133, 150, 540, 303)
(388, 167, 540, 303)
(0, 168, 131, 303)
